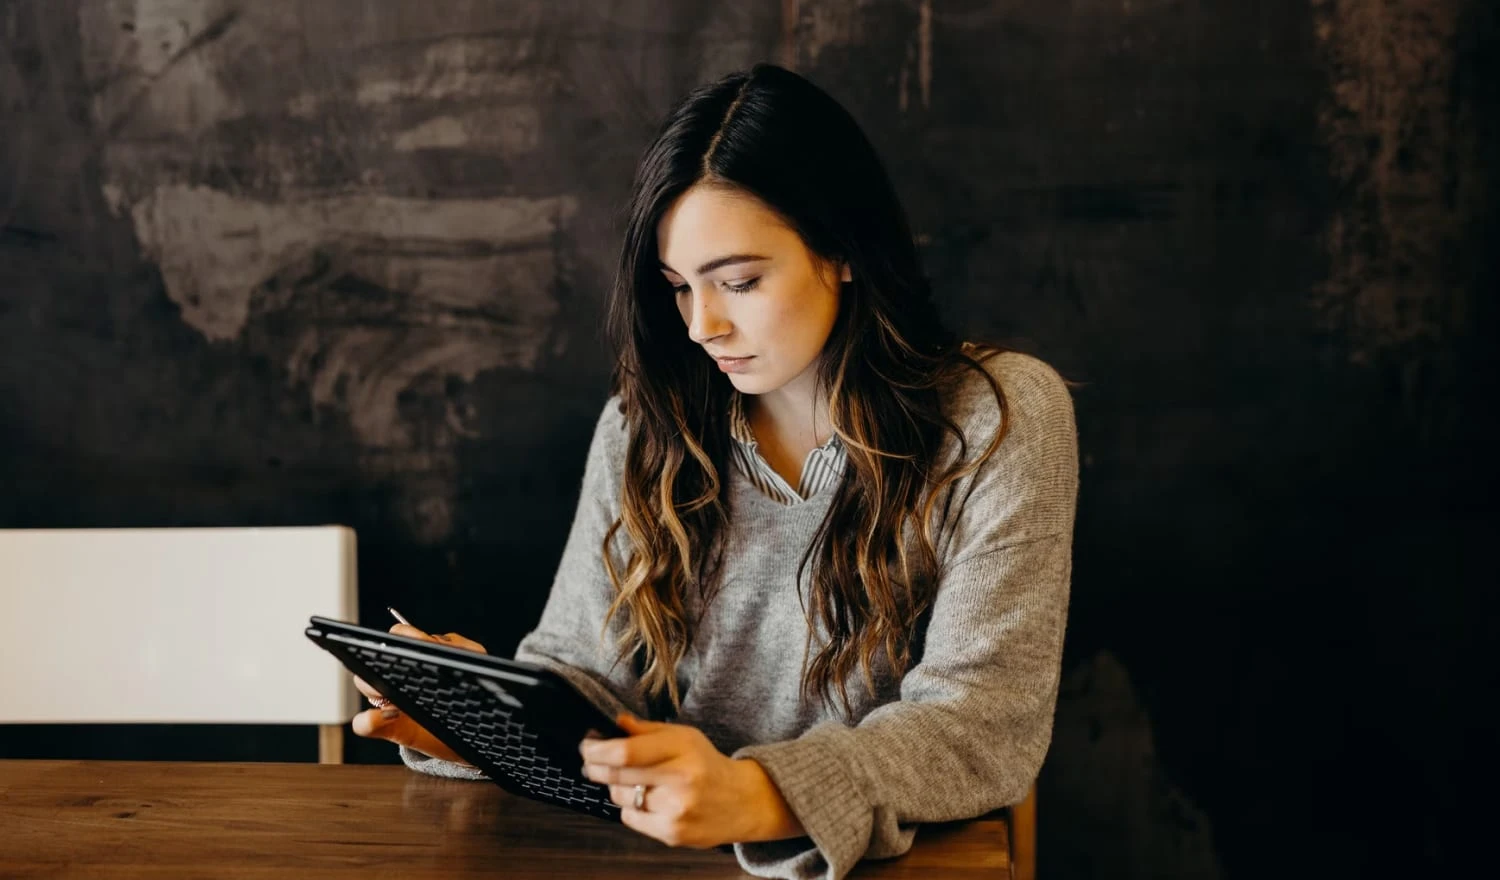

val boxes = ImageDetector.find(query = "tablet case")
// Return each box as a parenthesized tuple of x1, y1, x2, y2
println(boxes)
(305, 616, 624, 819)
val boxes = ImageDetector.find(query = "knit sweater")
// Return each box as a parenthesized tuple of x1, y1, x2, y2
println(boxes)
(400, 351, 1079, 880)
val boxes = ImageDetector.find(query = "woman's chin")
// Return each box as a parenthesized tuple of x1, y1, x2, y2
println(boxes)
(726, 373, 775, 395)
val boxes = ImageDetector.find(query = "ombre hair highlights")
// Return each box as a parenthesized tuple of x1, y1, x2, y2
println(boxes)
(602, 64, 1008, 716)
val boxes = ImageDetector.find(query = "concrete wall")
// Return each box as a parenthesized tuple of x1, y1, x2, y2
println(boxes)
(3, 1, 1492, 876)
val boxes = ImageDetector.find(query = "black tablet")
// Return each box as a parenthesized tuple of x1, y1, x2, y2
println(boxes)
(305, 616, 625, 819)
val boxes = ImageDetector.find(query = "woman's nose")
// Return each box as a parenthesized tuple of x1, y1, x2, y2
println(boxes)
(686, 290, 731, 344)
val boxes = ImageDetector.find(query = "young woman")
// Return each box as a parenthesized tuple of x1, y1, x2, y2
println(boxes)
(352, 63, 1078, 880)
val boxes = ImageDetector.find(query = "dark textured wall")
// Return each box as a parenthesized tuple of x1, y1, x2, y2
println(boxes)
(2, 1, 1492, 877)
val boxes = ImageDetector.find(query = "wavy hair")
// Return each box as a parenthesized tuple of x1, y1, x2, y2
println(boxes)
(602, 64, 1008, 716)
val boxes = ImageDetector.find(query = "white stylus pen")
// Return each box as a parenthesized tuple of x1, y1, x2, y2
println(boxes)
(365, 607, 417, 712)
(388, 605, 453, 648)
(389, 606, 446, 642)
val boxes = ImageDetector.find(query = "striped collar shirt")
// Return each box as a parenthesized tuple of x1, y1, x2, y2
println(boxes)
(727, 393, 845, 505)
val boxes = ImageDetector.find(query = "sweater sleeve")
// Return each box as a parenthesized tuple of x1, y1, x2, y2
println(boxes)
(402, 396, 644, 779)
(512, 396, 647, 718)
(731, 354, 1079, 880)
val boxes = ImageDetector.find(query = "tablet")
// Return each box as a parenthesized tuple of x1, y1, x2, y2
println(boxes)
(305, 616, 625, 819)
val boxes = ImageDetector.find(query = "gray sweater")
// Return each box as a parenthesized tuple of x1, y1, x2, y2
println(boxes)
(401, 351, 1078, 880)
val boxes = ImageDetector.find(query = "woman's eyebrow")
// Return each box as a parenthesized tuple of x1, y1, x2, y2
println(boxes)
(658, 254, 771, 276)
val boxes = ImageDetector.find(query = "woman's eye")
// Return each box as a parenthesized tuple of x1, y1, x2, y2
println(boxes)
(670, 283, 690, 296)
(724, 277, 760, 293)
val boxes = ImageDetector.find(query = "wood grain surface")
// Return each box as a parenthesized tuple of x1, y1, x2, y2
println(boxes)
(0, 760, 1010, 878)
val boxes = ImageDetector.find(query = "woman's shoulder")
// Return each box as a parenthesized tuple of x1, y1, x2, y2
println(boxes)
(936, 348, 1079, 543)
(579, 394, 631, 479)
(596, 393, 629, 433)
(943, 347, 1076, 453)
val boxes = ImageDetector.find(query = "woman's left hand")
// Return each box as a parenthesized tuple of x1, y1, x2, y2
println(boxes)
(579, 715, 801, 848)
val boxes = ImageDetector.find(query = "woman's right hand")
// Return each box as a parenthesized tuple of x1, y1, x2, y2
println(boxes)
(350, 623, 488, 767)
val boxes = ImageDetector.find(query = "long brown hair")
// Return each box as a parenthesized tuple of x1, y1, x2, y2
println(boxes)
(602, 64, 1007, 716)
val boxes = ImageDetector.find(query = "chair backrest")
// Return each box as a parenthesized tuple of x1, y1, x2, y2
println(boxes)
(0, 526, 358, 726)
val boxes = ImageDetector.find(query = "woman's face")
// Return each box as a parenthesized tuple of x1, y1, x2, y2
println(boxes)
(656, 184, 847, 398)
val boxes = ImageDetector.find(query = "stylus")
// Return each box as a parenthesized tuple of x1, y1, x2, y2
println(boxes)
(387, 606, 413, 627)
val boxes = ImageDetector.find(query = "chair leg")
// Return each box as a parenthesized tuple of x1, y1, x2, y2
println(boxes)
(1011, 784, 1037, 880)
(318, 724, 343, 764)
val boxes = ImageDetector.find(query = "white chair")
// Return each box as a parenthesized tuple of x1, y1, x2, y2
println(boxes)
(0, 526, 360, 762)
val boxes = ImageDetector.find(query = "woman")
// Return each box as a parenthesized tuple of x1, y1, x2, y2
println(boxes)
(353, 63, 1077, 880)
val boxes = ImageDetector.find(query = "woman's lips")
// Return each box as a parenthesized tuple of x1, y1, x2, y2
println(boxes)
(713, 355, 754, 373)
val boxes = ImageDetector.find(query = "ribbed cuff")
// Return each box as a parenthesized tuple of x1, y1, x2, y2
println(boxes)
(732, 730, 870, 880)
(398, 745, 489, 781)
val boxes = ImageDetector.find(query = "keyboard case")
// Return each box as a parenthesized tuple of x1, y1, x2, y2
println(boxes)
(305, 616, 625, 819)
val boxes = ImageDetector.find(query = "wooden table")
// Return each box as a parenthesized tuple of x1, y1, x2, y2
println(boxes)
(0, 760, 1012, 878)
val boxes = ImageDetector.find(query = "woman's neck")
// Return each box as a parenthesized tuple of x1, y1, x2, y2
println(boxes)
(745, 367, 833, 463)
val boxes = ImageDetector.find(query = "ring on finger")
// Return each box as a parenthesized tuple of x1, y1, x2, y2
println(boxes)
(632, 784, 649, 811)
(368, 697, 392, 709)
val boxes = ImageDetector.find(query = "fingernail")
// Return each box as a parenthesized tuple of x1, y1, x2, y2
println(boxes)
(381, 707, 400, 720)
